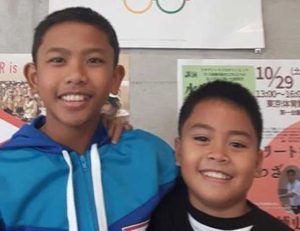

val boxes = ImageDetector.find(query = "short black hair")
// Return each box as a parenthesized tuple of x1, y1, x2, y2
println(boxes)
(32, 7, 119, 65)
(178, 80, 263, 148)
(287, 169, 296, 175)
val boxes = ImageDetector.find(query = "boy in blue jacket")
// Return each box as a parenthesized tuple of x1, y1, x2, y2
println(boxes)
(0, 7, 177, 231)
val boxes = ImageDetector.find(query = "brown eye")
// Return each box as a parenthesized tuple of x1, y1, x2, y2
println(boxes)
(49, 57, 65, 64)
(194, 136, 209, 143)
(88, 57, 104, 64)
(231, 142, 246, 149)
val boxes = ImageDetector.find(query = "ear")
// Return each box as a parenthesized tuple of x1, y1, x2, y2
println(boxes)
(24, 63, 39, 94)
(111, 65, 125, 95)
(254, 149, 263, 178)
(174, 137, 182, 166)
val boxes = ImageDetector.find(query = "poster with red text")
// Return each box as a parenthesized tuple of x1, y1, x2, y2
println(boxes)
(0, 54, 130, 144)
(178, 59, 300, 230)
(0, 54, 32, 143)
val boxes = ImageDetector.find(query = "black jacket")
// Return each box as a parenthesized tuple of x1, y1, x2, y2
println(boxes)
(147, 179, 293, 231)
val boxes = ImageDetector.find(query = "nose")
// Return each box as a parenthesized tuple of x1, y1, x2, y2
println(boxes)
(65, 62, 87, 85)
(207, 144, 229, 163)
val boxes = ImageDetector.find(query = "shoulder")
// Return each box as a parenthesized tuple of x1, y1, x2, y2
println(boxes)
(123, 129, 169, 144)
(148, 178, 190, 231)
(115, 129, 174, 153)
(251, 202, 293, 231)
(100, 129, 177, 177)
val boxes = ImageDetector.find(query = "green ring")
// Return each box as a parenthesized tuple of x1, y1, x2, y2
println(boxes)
(156, 0, 186, 14)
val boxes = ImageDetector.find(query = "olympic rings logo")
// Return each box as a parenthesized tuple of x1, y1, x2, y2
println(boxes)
(122, 0, 191, 14)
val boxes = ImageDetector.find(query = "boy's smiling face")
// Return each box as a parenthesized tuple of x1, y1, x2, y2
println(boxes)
(25, 22, 122, 131)
(176, 99, 262, 217)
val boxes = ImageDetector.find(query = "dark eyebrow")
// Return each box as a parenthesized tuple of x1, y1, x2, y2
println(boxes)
(46, 47, 71, 55)
(46, 47, 107, 56)
(190, 123, 213, 131)
(228, 130, 253, 140)
(190, 123, 253, 140)
(82, 48, 107, 55)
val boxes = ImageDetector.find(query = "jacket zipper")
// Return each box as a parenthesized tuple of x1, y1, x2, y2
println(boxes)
(78, 154, 100, 231)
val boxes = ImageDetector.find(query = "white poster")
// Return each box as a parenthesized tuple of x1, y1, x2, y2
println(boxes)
(178, 59, 300, 230)
(49, 0, 264, 49)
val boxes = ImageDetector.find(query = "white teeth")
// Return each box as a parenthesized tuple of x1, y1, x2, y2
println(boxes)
(202, 171, 231, 180)
(61, 94, 86, 101)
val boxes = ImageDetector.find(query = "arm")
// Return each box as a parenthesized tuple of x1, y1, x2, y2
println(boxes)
(0, 212, 5, 231)
(280, 182, 300, 199)
(279, 192, 295, 199)
(102, 115, 132, 144)
(100, 94, 132, 144)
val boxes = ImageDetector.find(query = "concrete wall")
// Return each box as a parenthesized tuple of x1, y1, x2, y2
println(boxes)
(1, 0, 299, 145)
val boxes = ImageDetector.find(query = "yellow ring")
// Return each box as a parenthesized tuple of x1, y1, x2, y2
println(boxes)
(123, 0, 154, 14)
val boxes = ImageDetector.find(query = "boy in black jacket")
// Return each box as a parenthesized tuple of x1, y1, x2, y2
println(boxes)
(148, 80, 292, 231)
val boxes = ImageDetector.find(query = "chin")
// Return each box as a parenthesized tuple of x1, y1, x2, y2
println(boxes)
(61, 117, 95, 128)
(191, 190, 238, 208)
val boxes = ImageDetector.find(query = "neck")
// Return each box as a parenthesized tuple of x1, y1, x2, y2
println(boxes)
(41, 120, 99, 155)
(189, 196, 250, 218)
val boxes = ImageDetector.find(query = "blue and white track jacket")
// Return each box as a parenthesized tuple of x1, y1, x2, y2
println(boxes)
(0, 116, 177, 231)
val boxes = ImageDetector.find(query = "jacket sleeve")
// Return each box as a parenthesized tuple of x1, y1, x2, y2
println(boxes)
(0, 211, 5, 231)
(135, 129, 178, 186)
